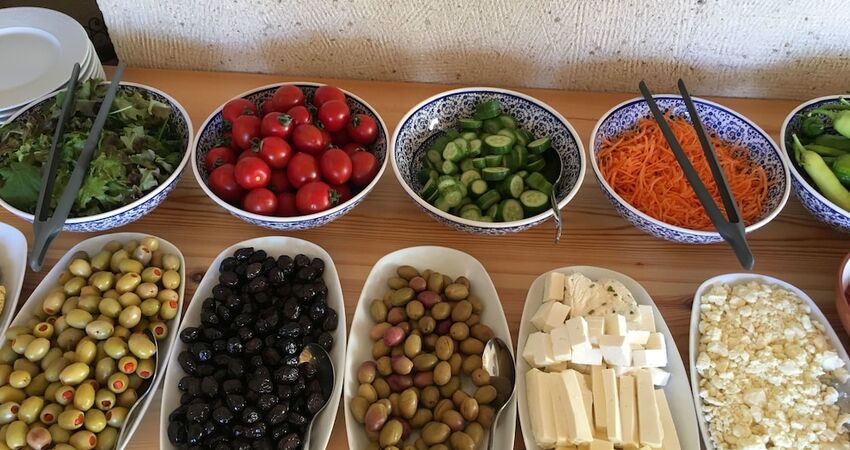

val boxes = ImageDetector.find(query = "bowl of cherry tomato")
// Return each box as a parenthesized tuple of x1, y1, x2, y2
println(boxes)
(192, 83, 388, 230)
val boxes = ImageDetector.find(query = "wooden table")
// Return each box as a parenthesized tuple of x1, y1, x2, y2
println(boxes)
(2, 67, 847, 449)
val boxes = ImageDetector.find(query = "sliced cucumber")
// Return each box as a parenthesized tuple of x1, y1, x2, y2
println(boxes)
(474, 99, 501, 120)
(476, 190, 501, 210)
(482, 118, 502, 134)
(461, 131, 478, 141)
(446, 129, 461, 139)
(460, 170, 482, 186)
(503, 151, 520, 172)
(468, 139, 482, 157)
(496, 129, 517, 146)
(459, 204, 482, 220)
(418, 166, 433, 184)
(434, 196, 451, 212)
(437, 176, 458, 193)
(458, 118, 482, 130)
(484, 155, 503, 167)
(470, 179, 488, 196)
(525, 172, 553, 196)
(420, 178, 438, 198)
(429, 134, 452, 153)
(441, 160, 459, 175)
(514, 128, 530, 147)
(497, 199, 524, 221)
(498, 114, 517, 129)
(520, 189, 548, 214)
(478, 215, 493, 223)
(525, 158, 545, 172)
(442, 142, 463, 162)
(472, 157, 487, 169)
(484, 135, 513, 155)
(426, 149, 443, 167)
(512, 145, 528, 168)
(500, 174, 524, 199)
(442, 185, 464, 208)
(482, 167, 510, 181)
(459, 158, 475, 172)
(528, 136, 552, 154)
(486, 204, 498, 219)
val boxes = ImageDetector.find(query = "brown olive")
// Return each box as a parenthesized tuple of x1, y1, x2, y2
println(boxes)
(398, 388, 418, 419)
(416, 290, 440, 309)
(403, 335, 422, 359)
(444, 284, 469, 301)
(434, 398, 453, 422)
(412, 354, 438, 372)
(465, 422, 484, 445)
(358, 361, 377, 384)
(364, 402, 389, 433)
(369, 323, 392, 342)
(470, 324, 495, 342)
(461, 355, 482, 374)
(410, 408, 432, 428)
(439, 376, 461, 398)
(435, 336, 454, 361)
(350, 396, 369, 424)
(421, 421, 450, 445)
(448, 353, 462, 375)
(408, 276, 427, 292)
(433, 361, 451, 386)
(476, 405, 495, 428)
(373, 378, 391, 399)
(386, 307, 406, 325)
(451, 389, 469, 407)
(427, 273, 445, 293)
(396, 266, 419, 280)
(431, 303, 452, 320)
(417, 316, 436, 334)
(372, 341, 391, 360)
(442, 409, 466, 432)
(369, 300, 388, 323)
(387, 277, 408, 290)
(357, 384, 378, 403)
(473, 385, 497, 405)
(460, 398, 479, 422)
(460, 338, 484, 355)
(420, 386, 440, 409)
(449, 431, 475, 450)
(412, 371, 433, 388)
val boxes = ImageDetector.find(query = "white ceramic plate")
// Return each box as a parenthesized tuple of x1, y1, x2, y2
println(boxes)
(690, 273, 850, 450)
(0, 222, 27, 338)
(9, 232, 185, 450)
(516, 266, 700, 450)
(0, 7, 89, 110)
(160, 237, 346, 450)
(344, 246, 516, 449)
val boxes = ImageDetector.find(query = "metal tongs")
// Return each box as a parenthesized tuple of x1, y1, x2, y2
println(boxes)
(30, 63, 125, 272)
(638, 79, 755, 270)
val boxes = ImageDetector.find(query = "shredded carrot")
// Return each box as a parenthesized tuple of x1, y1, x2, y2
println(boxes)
(597, 115, 768, 230)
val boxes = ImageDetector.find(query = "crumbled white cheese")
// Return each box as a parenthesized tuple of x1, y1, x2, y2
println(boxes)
(697, 281, 850, 450)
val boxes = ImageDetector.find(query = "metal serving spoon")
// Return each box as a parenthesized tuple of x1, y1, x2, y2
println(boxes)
(116, 329, 158, 449)
(541, 149, 564, 243)
(481, 338, 516, 450)
(299, 343, 335, 449)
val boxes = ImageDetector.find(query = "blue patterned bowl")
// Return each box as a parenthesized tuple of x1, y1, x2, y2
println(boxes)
(192, 83, 388, 230)
(781, 95, 850, 233)
(0, 82, 193, 232)
(589, 96, 790, 244)
(391, 87, 585, 235)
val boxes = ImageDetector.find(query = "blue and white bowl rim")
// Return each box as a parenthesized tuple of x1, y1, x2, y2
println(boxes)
(780, 94, 850, 222)
(191, 82, 390, 223)
(589, 94, 791, 237)
(0, 81, 194, 224)
(390, 86, 587, 229)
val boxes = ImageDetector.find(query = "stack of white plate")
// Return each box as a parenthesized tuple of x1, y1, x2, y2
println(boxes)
(0, 7, 105, 124)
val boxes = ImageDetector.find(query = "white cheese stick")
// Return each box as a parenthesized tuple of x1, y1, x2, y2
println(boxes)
(543, 271, 566, 303)
(591, 365, 607, 433)
(654, 389, 682, 450)
(602, 368, 622, 444)
(526, 368, 557, 448)
(619, 374, 638, 449)
(589, 439, 615, 450)
(558, 370, 594, 444)
(635, 369, 663, 448)
(548, 372, 571, 447)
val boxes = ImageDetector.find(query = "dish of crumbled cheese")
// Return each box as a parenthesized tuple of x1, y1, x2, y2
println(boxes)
(696, 281, 850, 449)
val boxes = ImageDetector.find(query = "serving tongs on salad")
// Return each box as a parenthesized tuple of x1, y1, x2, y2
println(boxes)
(638, 80, 755, 270)
(29, 63, 126, 272)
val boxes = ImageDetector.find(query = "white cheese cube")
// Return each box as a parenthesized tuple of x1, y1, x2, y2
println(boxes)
(591, 366, 607, 433)
(550, 326, 573, 363)
(648, 367, 671, 387)
(626, 330, 650, 346)
(524, 332, 556, 368)
(635, 370, 663, 448)
(599, 335, 632, 367)
(587, 316, 605, 345)
(543, 272, 567, 303)
(589, 440, 615, 450)
(532, 301, 571, 332)
(526, 369, 557, 448)
(646, 332, 665, 351)
(637, 305, 656, 332)
(619, 375, 638, 448)
(604, 314, 628, 337)
(655, 389, 682, 450)
(565, 317, 590, 348)
(632, 349, 667, 368)
(572, 346, 603, 366)
(555, 370, 594, 444)
(602, 368, 622, 444)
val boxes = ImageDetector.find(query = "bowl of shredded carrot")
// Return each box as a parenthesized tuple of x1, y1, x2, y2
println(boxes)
(590, 96, 790, 244)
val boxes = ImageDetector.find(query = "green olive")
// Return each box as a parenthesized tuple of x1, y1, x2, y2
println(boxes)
(114, 273, 141, 295)
(76, 296, 100, 315)
(84, 321, 113, 341)
(17, 396, 43, 424)
(106, 373, 128, 394)
(161, 271, 180, 290)
(0, 346, 16, 365)
(65, 310, 93, 330)
(135, 283, 158, 300)
(103, 289, 119, 300)
(41, 292, 66, 316)
(87, 272, 114, 293)
(39, 348, 62, 371)
(109, 250, 128, 273)
(150, 250, 163, 268)
(158, 299, 178, 320)
(139, 237, 159, 252)
(112, 327, 130, 340)
(54, 385, 73, 406)
(156, 289, 178, 303)
(117, 259, 143, 275)
(59, 362, 90, 386)
(0, 366, 10, 386)
(58, 270, 73, 285)
(79, 285, 99, 297)
(103, 241, 121, 253)
(61, 297, 79, 315)
(127, 333, 155, 360)
(12, 360, 38, 378)
(83, 409, 105, 433)
(162, 254, 180, 271)
(136, 359, 154, 380)
(53, 317, 68, 335)
(139, 298, 160, 317)
(44, 358, 71, 383)
(89, 251, 111, 272)
(0, 402, 18, 424)
(96, 299, 121, 319)
(25, 425, 51, 450)
(5, 420, 27, 449)
(131, 245, 152, 265)
(122, 240, 138, 254)
(115, 389, 137, 408)
(94, 389, 114, 411)
(39, 403, 62, 424)
(74, 383, 95, 412)
(10, 335, 34, 355)
(117, 356, 137, 375)
(93, 426, 116, 450)
(63, 277, 87, 297)
(75, 339, 97, 365)
(24, 374, 48, 397)
(117, 292, 140, 308)
(23, 338, 50, 362)
(102, 338, 127, 360)
(128, 373, 143, 390)
(4, 326, 30, 341)
(140, 267, 162, 284)
(56, 328, 85, 351)
(49, 423, 70, 443)
(69, 430, 96, 449)
(7, 371, 29, 389)
(32, 322, 54, 339)
(117, 306, 141, 329)
(57, 410, 84, 431)
(68, 259, 92, 278)
(149, 322, 168, 340)
(0, 387, 23, 406)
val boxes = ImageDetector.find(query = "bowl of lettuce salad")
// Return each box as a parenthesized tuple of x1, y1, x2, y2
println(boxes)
(0, 79, 193, 231)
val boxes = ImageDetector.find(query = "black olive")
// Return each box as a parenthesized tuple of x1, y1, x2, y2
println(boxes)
(296, 266, 319, 282)
(168, 420, 187, 444)
(242, 303, 256, 314)
(278, 339, 299, 356)
(249, 249, 267, 263)
(245, 338, 263, 354)
(263, 335, 278, 348)
(235, 263, 247, 278)
(266, 403, 289, 425)
(232, 424, 248, 438)
(281, 355, 298, 367)
(219, 271, 239, 287)
(234, 247, 254, 262)
(241, 406, 261, 424)
(214, 443, 230, 450)
(213, 354, 230, 367)
(178, 351, 198, 375)
(276, 284, 292, 298)
(212, 339, 227, 353)
(248, 355, 264, 367)
(267, 267, 286, 285)
(278, 433, 301, 450)
(196, 364, 215, 377)
(274, 366, 300, 384)
(227, 359, 245, 378)
(292, 378, 306, 394)
(281, 299, 301, 321)
(178, 376, 197, 392)
(226, 337, 243, 354)
(201, 309, 220, 326)
(270, 424, 287, 441)
(186, 402, 210, 423)
(212, 284, 231, 301)
(169, 405, 187, 421)
(247, 277, 269, 294)
(257, 393, 279, 411)
(298, 361, 317, 380)
(213, 368, 228, 381)
(186, 423, 204, 445)
(245, 423, 266, 439)
(308, 302, 326, 322)
(262, 348, 282, 367)
(279, 322, 302, 338)
(203, 420, 216, 436)
(226, 394, 247, 413)
(287, 412, 306, 426)
(306, 391, 325, 415)
(203, 327, 224, 341)
(277, 385, 293, 400)
(276, 255, 294, 272)
(187, 379, 203, 398)
(202, 297, 217, 311)
(201, 376, 219, 397)
(296, 315, 313, 336)
(317, 332, 333, 351)
(235, 439, 252, 450)
(248, 374, 273, 394)
(222, 379, 243, 394)
(253, 440, 272, 450)
(220, 256, 238, 272)
(179, 327, 201, 343)
(313, 283, 328, 301)
(215, 305, 233, 322)
(245, 262, 263, 280)
(212, 405, 234, 425)
(255, 319, 272, 336)
(237, 327, 254, 342)
(262, 256, 276, 272)
(225, 294, 244, 311)
(322, 308, 338, 331)
(254, 291, 271, 305)
(293, 254, 309, 268)
(190, 342, 213, 362)
(234, 313, 252, 328)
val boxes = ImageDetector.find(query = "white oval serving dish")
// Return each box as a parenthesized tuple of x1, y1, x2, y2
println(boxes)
(0, 222, 27, 338)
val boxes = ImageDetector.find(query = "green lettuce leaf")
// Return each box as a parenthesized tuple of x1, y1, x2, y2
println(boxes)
(0, 162, 41, 211)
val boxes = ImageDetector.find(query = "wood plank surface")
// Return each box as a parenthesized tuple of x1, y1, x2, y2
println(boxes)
(1, 67, 847, 449)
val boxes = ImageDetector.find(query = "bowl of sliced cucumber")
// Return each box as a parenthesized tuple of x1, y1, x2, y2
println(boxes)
(391, 87, 586, 235)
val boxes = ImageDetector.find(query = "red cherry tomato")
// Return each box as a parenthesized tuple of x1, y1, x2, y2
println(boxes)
(234, 156, 271, 190)
(350, 151, 379, 187)
(319, 148, 352, 185)
(275, 192, 299, 217)
(242, 188, 277, 215)
(312, 85, 346, 108)
(260, 112, 293, 139)
(204, 147, 236, 171)
(291, 124, 329, 155)
(317, 100, 350, 132)
(257, 137, 293, 169)
(295, 181, 338, 214)
(329, 129, 351, 147)
(346, 114, 379, 145)
(267, 170, 290, 193)
(342, 142, 367, 156)
(264, 85, 305, 114)
(330, 183, 353, 203)
(237, 149, 256, 161)
(286, 153, 320, 189)
(222, 99, 258, 124)
(231, 115, 262, 150)
(207, 164, 244, 203)
(287, 105, 313, 126)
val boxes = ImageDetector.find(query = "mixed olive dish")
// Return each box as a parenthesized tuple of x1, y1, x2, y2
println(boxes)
(350, 265, 498, 450)
(167, 248, 339, 450)
(0, 237, 179, 450)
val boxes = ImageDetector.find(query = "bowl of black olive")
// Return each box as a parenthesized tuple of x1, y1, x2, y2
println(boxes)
(160, 237, 346, 450)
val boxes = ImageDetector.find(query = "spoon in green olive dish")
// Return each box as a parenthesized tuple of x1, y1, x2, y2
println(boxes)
(482, 338, 516, 450)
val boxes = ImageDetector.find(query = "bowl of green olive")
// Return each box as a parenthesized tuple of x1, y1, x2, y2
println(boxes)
(0, 233, 184, 449)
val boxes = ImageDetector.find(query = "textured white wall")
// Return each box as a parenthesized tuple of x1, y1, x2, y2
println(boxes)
(97, 0, 850, 99)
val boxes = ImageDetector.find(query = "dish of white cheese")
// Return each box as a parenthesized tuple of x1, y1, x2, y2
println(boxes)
(516, 266, 699, 450)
